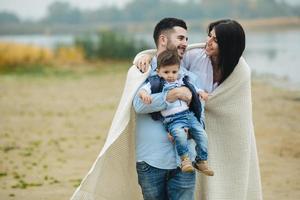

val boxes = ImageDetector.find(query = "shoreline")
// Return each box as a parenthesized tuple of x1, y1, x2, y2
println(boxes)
(252, 73, 300, 92)
(0, 17, 299, 35)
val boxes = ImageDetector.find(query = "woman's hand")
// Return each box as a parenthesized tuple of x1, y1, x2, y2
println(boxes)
(166, 87, 192, 104)
(199, 91, 209, 101)
(134, 54, 152, 73)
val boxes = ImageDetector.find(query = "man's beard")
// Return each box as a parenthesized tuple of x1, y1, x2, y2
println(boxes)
(166, 43, 185, 59)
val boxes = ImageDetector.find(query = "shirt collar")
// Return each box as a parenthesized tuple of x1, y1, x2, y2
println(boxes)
(150, 56, 158, 71)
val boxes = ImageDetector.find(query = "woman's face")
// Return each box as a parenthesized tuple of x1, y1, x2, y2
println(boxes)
(205, 28, 219, 57)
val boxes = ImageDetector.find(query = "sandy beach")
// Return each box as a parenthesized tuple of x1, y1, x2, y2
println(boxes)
(0, 65, 299, 200)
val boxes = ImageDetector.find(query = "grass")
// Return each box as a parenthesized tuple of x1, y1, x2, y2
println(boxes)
(0, 60, 131, 78)
(0, 61, 129, 199)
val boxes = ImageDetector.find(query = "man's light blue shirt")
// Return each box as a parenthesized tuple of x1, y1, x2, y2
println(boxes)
(133, 57, 197, 169)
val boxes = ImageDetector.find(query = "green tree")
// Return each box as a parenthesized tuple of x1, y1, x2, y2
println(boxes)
(75, 30, 150, 60)
(44, 1, 82, 24)
(0, 11, 20, 24)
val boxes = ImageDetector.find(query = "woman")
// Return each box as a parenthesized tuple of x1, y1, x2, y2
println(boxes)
(183, 19, 246, 92)
(135, 19, 263, 199)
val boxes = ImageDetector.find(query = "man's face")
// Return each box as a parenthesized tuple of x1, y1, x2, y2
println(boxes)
(157, 64, 179, 82)
(165, 26, 188, 59)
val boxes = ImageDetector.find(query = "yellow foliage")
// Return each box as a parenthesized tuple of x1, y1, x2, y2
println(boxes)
(0, 42, 54, 67)
(56, 46, 85, 64)
(0, 42, 87, 69)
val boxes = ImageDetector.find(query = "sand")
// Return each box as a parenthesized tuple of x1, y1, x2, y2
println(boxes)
(0, 68, 299, 200)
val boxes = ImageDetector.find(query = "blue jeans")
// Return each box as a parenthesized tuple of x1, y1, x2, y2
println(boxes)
(136, 161, 195, 200)
(164, 110, 208, 161)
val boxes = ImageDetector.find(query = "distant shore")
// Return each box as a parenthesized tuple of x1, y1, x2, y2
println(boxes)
(251, 73, 300, 92)
(188, 16, 300, 31)
(1, 16, 299, 35)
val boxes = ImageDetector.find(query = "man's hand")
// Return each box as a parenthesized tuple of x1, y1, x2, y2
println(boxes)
(135, 54, 152, 73)
(166, 87, 192, 104)
(167, 132, 174, 143)
(139, 90, 152, 104)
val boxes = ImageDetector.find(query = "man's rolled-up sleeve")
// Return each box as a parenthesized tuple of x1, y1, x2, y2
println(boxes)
(133, 92, 167, 114)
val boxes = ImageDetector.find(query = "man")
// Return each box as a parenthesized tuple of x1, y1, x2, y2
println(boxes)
(133, 17, 196, 200)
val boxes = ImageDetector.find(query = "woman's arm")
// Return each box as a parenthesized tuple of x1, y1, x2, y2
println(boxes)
(133, 49, 156, 73)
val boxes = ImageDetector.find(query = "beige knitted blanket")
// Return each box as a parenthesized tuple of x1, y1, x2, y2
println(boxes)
(70, 43, 262, 200)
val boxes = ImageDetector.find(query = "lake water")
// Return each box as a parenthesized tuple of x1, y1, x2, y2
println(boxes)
(1, 30, 299, 89)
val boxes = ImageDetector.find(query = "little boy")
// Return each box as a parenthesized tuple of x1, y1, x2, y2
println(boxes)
(138, 50, 214, 175)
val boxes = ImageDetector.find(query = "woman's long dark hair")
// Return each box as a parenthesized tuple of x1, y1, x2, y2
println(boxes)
(208, 19, 245, 83)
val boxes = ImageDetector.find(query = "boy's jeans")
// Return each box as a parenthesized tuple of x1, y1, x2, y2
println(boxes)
(164, 110, 208, 161)
(136, 161, 195, 200)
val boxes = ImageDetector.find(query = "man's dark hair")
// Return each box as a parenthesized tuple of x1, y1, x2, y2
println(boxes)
(153, 17, 187, 47)
(157, 50, 180, 70)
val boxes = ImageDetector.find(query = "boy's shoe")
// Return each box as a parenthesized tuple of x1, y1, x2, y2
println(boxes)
(193, 160, 214, 176)
(181, 157, 194, 173)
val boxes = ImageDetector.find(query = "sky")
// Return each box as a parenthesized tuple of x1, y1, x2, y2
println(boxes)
(0, 0, 299, 20)
(0, 0, 132, 20)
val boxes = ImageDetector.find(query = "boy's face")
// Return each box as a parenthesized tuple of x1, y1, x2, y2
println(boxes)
(157, 64, 179, 82)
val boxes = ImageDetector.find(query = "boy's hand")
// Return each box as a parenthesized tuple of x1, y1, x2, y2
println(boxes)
(139, 90, 152, 104)
(199, 91, 209, 101)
